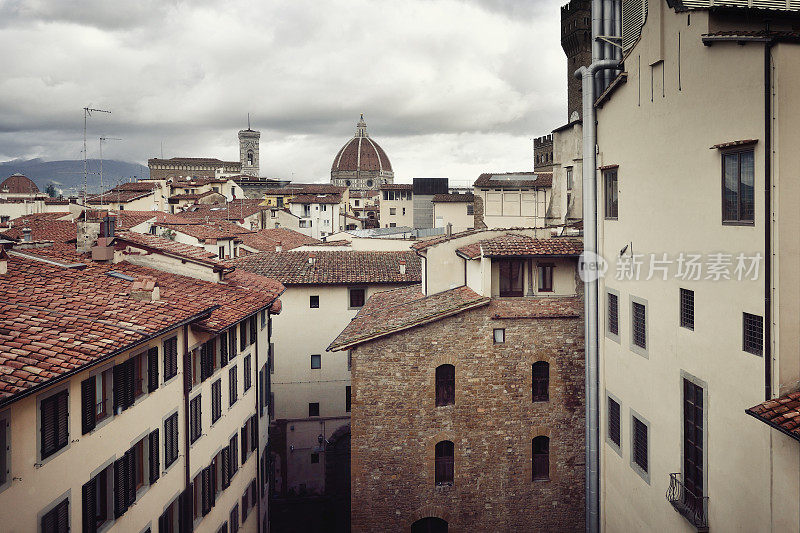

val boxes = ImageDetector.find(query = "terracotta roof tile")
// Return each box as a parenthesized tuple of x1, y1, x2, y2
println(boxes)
(237, 228, 320, 252)
(115, 231, 229, 268)
(328, 285, 490, 351)
(746, 391, 800, 442)
(177, 200, 266, 221)
(234, 250, 421, 285)
(0, 174, 40, 194)
(287, 194, 342, 205)
(432, 193, 475, 203)
(155, 221, 247, 241)
(379, 183, 412, 190)
(1, 217, 76, 244)
(473, 172, 553, 189)
(456, 234, 583, 258)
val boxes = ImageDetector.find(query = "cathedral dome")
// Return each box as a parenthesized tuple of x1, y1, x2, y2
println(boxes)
(330, 115, 394, 190)
(0, 173, 39, 194)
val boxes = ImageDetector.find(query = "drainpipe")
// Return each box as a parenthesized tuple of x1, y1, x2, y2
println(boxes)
(575, 58, 619, 533)
(254, 312, 263, 532)
(764, 40, 773, 401)
(183, 324, 192, 488)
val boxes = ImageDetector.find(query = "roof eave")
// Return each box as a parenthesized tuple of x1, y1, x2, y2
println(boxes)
(745, 408, 800, 444)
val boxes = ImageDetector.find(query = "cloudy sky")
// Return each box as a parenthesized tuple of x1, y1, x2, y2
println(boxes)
(0, 0, 567, 187)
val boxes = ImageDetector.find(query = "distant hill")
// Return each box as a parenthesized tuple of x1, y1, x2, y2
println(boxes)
(0, 158, 148, 196)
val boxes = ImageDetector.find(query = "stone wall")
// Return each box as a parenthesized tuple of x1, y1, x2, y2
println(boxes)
(350, 305, 586, 532)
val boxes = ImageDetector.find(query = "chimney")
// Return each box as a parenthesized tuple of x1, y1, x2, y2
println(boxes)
(22, 228, 32, 242)
(0, 247, 8, 275)
(308, 252, 316, 265)
(130, 276, 160, 301)
(399, 259, 406, 275)
(446, 223, 452, 238)
(275, 241, 283, 252)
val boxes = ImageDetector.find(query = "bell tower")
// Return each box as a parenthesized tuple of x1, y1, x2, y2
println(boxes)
(238, 115, 260, 177)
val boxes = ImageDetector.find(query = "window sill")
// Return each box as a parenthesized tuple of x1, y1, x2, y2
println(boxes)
(721, 221, 755, 226)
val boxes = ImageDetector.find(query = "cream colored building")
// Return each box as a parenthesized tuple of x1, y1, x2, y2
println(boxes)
(379, 184, 413, 228)
(432, 193, 475, 233)
(233, 250, 421, 497)
(472, 173, 551, 229)
(594, 2, 800, 531)
(0, 220, 282, 532)
(547, 120, 583, 227)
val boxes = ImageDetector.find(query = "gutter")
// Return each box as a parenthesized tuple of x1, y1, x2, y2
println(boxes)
(764, 39, 773, 401)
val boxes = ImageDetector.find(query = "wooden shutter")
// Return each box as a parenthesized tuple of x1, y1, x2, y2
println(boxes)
(149, 429, 160, 484)
(220, 332, 228, 367)
(41, 498, 69, 533)
(200, 343, 210, 382)
(42, 390, 69, 456)
(121, 359, 135, 410)
(250, 417, 257, 452)
(250, 479, 257, 506)
(249, 316, 257, 345)
(230, 436, 238, 476)
(158, 510, 169, 533)
(241, 427, 247, 464)
(230, 328, 237, 358)
(201, 466, 211, 516)
(81, 377, 96, 435)
(148, 347, 159, 393)
(210, 462, 217, 508)
(164, 337, 178, 380)
(126, 448, 137, 507)
(114, 456, 127, 518)
(82, 478, 97, 533)
(179, 486, 193, 533)
(222, 447, 230, 489)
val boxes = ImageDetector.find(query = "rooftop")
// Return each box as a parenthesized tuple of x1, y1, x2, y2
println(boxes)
(432, 193, 475, 203)
(746, 392, 800, 443)
(0, 174, 40, 194)
(456, 234, 583, 259)
(177, 200, 266, 221)
(237, 228, 320, 252)
(116, 231, 230, 269)
(473, 172, 553, 189)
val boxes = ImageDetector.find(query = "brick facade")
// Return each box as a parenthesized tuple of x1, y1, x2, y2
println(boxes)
(350, 304, 585, 532)
(561, 0, 591, 120)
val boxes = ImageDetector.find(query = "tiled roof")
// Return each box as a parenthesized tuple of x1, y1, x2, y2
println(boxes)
(0, 249, 283, 404)
(488, 296, 583, 319)
(350, 190, 379, 198)
(746, 392, 800, 443)
(237, 228, 320, 252)
(1, 216, 77, 244)
(264, 184, 347, 196)
(169, 190, 220, 201)
(1, 174, 39, 194)
(112, 210, 194, 230)
(116, 231, 229, 268)
(432, 193, 475, 203)
(234, 250, 421, 285)
(288, 194, 342, 205)
(171, 176, 229, 186)
(86, 188, 155, 205)
(328, 285, 490, 351)
(411, 228, 483, 252)
(332, 136, 392, 173)
(456, 234, 583, 259)
(177, 200, 265, 221)
(473, 172, 553, 189)
(710, 139, 758, 150)
(155, 221, 246, 241)
(380, 183, 412, 190)
(148, 157, 240, 166)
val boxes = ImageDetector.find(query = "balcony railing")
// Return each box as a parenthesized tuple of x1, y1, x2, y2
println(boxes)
(667, 473, 709, 532)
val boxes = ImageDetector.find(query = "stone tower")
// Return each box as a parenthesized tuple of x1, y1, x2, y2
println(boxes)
(561, 0, 592, 120)
(238, 119, 260, 177)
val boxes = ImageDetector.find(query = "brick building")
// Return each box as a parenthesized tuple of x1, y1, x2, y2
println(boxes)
(330, 229, 586, 532)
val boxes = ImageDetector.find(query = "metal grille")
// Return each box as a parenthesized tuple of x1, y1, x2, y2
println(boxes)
(680, 289, 694, 330)
(608, 397, 621, 446)
(622, 0, 648, 51)
(683, 379, 704, 503)
(743, 312, 763, 355)
(632, 302, 646, 349)
(608, 293, 619, 335)
(633, 417, 648, 472)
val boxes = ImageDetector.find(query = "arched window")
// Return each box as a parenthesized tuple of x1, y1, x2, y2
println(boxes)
(532, 436, 550, 481)
(247, 150, 254, 165)
(435, 440, 454, 485)
(411, 517, 448, 533)
(532, 361, 549, 402)
(435, 364, 455, 407)
(366, 179, 374, 187)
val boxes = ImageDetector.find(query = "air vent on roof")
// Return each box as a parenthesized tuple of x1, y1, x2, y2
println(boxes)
(107, 271, 136, 281)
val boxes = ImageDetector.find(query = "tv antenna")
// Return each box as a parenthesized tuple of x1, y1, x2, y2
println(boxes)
(83, 106, 111, 206)
(99, 136, 122, 205)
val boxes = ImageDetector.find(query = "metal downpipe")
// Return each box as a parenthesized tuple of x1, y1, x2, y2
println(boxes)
(576, 58, 619, 533)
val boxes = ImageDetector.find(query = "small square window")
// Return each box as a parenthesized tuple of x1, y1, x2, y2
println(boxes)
(493, 329, 505, 344)
(310, 453, 319, 464)
(308, 403, 320, 417)
(310, 295, 319, 308)
(349, 287, 366, 309)
(311, 354, 321, 369)
(632, 416, 648, 474)
(608, 397, 621, 447)
(680, 288, 694, 330)
(743, 312, 763, 356)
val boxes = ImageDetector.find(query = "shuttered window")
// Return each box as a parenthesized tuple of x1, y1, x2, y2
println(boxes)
(190, 395, 202, 443)
(149, 429, 160, 484)
(249, 479, 257, 508)
(241, 425, 248, 464)
(83, 465, 110, 532)
(41, 390, 69, 459)
(346, 386, 351, 413)
(240, 321, 247, 352)
(532, 362, 549, 402)
(608, 397, 621, 447)
(220, 332, 229, 367)
(212, 379, 222, 423)
(230, 435, 239, 478)
(222, 446, 231, 489)
(41, 497, 69, 533)
(113, 449, 136, 518)
(250, 416, 258, 452)
(532, 436, 550, 481)
(229, 366, 238, 406)
(434, 441, 454, 485)
(201, 340, 215, 382)
(163, 336, 178, 381)
(229, 328, 237, 360)
(242, 489, 249, 521)
(147, 347, 159, 393)
(113, 359, 136, 413)
(633, 416, 648, 473)
(81, 377, 96, 434)
(243, 356, 252, 392)
(230, 504, 240, 533)
(249, 316, 257, 345)
(201, 465, 212, 516)
(608, 292, 619, 335)
(164, 413, 179, 468)
(632, 302, 647, 349)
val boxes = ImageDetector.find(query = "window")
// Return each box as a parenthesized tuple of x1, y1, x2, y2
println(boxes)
(310, 295, 319, 308)
(310, 453, 319, 464)
(114, 447, 137, 517)
(243, 355, 252, 392)
(81, 369, 111, 434)
(607, 292, 619, 336)
(229, 328, 238, 360)
(164, 413, 179, 468)
(632, 301, 647, 350)
(212, 379, 222, 423)
(684, 378, 705, 507)
(498, 259, 524, 297)
(743, 312, 763, 355)
(435, 441, 454, 485)
(83, 464, 111, 531)
(229, 366, 238, 406)
(261, 309, 267, 329)
(41, 497, 69, 532)
(608, 396, 621, 448)
(219, 246, 225, 259)
(200, 340, 216, 382)
(537, 264, 553, 292)
(566, 167, 574, 190)
(308, 402, 320, 417)
(240, 321, 248, 352)
(242, 489, 249, 521)
(680, 288, 694, 330)
(389, 207, 396, 215)
(604, 168, 618, 219)
(249, 316, 257, 345)
(41, 389, 69, 460)
(493, 328, 505, 344)
(220, 332, 229, 367)
(113, 358, 136, 414)
(722, 149, 755, 223)
(532, 436, 550, 481)
(532, 362, 549, 402)
(164, 336, 178, 381)
(133, 352, 146, 398)
(230, 504, 240, 533)
(389, 222, 396, 227)
(349, 287, 366, 309)
(190, 395, 202, 443)
(346, 386, 351, 413)
(269, 343, 274, 374)
(466, 203, 475, 215)
(435, 365, 455, 407)
(230, 435, 239, 478)
(402, 207, 406, 215)
(310, 354, 321, 369)
(347, 350, 352, 371)
(632, 415, 649, 476)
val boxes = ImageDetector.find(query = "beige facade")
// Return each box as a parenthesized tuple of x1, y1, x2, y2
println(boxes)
(547, 122, 583, 226)
(379, 186, 413, 228)
(432, 199, 474, 233)
(594, 3, 800, 532)
(472, 182, 550, 229)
